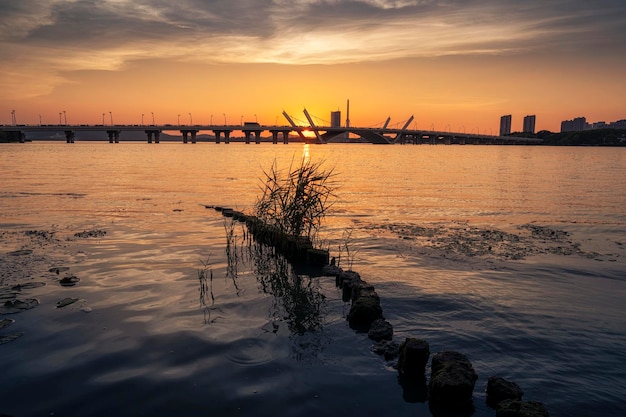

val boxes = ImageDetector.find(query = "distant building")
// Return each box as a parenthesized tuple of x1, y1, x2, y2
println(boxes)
(561, 116, 587, 132)
(523, 115, 536, 134)
(330, 111, 341, 128)
(610, 119, 626, 129)
(500, 115, 512, 136)
(572, 117, 587, 132)
(561, 116, 626, 132)
(561, 119, 573, 132)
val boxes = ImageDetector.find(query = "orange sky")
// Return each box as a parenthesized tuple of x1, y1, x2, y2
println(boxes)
(1, 1, 625, 133)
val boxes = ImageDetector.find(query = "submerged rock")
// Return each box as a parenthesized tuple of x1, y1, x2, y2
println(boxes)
(487, 376, 524, 407)
(49, 266, 70, 274)
(8, 249, 32, 256)
(0, 332, 23, 345)
(368, 318, 394, 341)
(1, 298, 39, 314)
(59, 275, 80, 287)
(496, 399, 550, 417)
(347, 295, 383, 330)
(372, 340, 400, 361)
(321, 264, 342, 277)
(56, 297, 80, 308)
(398, 338, 430, 377)
(429, 351, 478, 407)
(11, 282, 45, 291)
(0, 318, 15, 330)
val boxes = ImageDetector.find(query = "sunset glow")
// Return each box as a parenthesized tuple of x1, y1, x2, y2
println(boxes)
(1, 0, 625, 132)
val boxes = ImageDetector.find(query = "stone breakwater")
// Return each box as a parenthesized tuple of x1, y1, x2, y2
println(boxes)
(207, 205, 330, 266)
(322, 263, 549, 417)
(210, 206, 550, 417)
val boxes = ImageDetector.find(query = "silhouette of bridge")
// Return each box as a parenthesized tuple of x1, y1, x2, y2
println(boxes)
(1, 109, 541, 145)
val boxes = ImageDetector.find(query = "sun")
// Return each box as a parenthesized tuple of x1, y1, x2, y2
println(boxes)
(301, 128, 317, 139)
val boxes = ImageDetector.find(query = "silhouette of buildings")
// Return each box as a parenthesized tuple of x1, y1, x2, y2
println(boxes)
(500, 115, 512, 136)
(560, 117, 625, 132)
(523, 115, 536, 134)
(330, 110, 341, 128)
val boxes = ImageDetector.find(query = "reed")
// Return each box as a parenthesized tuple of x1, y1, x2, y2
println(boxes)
(254, 158, 337, 243)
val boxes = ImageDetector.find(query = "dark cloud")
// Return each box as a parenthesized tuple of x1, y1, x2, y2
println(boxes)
(0, 0, 624, 64)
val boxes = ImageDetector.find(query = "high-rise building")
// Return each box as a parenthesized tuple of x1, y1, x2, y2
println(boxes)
(500, 115, 512, 136)
(561, 116, 588, 132)
(330, 111, 341, 128)
(523, 115, 536, 134)
(572, 117, 587, 131)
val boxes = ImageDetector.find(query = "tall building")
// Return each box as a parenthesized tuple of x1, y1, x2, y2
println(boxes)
(330, 111, 341, 128)
(523, 115, 536, 134)
(561, 116, 587, 132)
(572, 117, 587, 131)
(500, 115, 512, 136)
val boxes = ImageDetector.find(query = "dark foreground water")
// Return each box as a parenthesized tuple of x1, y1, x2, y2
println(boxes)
(0, 143, 625, 417)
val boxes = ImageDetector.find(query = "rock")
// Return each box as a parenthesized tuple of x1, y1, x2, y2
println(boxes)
(306, 248, 329, 266)
(74, 230, 106, 238)
(368, 318, 394, 341)
(398, 338, 430, 377)
(59, 275, 80, 287)
(0, 332, 23, 345)
(8, 249, 32, 256)
(56, 297, 80, 308)
(350, 282, 379, 303)
(496, 400, 550, 417)
(429, 351, 478, 406)
(347, 295, 383, 330)
(487, 376, 524, 407)
(321, 264, 342, 277)
(372, 340, 400, 361)
(49, 266, 70, 274)
(11, 282, 45, 290)
(0, 318, 15, 330)
(336, 270, 360, 288)
(1, 298, 39, 314)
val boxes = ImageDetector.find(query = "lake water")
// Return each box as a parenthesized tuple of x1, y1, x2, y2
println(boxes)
(1, 142, 625, 417)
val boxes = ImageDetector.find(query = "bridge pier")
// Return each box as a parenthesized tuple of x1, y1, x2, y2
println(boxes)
(145, 130, 161, 143)
(213, 130, 231, 144)
(181, 130, 198, 144)
(270, 129, 290, 144)
(64, 130, 75, 143)
(243, 130, 262, 144)
(106, 130, 120, 143)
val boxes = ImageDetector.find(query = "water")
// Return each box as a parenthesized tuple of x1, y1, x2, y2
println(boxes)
(1, 143, 625, 417)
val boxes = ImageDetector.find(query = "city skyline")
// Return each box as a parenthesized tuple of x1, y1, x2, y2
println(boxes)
(1, 1, 625, 133)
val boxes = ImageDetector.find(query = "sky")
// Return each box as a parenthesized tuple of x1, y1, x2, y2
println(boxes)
(1, 0, 625, 133)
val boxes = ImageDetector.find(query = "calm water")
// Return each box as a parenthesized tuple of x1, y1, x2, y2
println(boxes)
(1, 142, 625, 417)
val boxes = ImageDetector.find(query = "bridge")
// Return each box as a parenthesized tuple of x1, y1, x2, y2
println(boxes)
(1, 110, 541, 145)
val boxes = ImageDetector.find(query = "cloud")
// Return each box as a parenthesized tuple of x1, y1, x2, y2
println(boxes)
(1, 0, 625, 97)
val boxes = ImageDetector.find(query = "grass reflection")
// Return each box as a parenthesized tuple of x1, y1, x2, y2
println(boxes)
(198, 256, 223, 324)
(221, 218, 328, 336)
(251, 244, 327, 336)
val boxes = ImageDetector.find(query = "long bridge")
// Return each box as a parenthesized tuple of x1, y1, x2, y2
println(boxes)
(1, 110, 541, 145)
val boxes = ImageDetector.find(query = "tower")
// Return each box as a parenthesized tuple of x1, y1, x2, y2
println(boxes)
(330, 110, 341, 127)
(523, 115, 536, 134)
(500, 115, 512, 136)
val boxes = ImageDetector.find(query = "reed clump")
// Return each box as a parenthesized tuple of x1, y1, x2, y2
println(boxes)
(254, 157, 337, 245)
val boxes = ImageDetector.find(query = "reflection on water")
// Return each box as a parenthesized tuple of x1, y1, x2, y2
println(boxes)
(224, 218, 243, 295)
(198, 256, 223, 324)
(1, 144, 625, 417)
(251, 244, 327, 336)
(221, 216, 328, 337)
